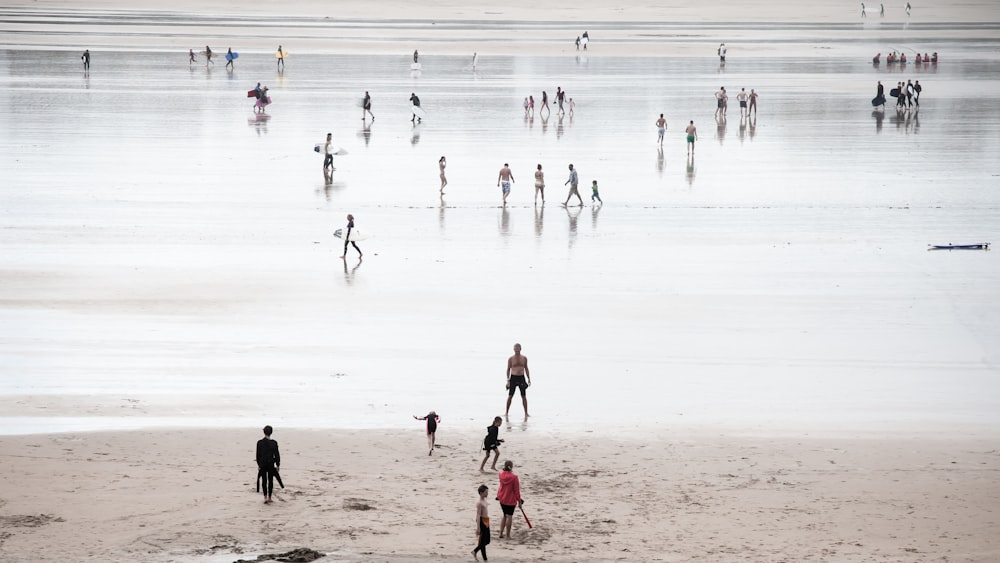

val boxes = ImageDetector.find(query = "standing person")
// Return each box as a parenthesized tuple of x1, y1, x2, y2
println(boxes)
(413, 49, 419, 63)
(533, 164, 545, 205)
(505, 343, 531, 416)
(322, 133, 334, 173)
(523, 97, 530, 117)
(575, 36, 581, 50)
(472, 485, 491, 561)
(591, 180, 602, 205)
(568, 98, 575, 117)
(255, 425, 281, 504)
(562, 164, 583, 207)
(656, 113, 667, 144)
(205, 45, 213, 65)
(339, 214, 362, 259)
(409, 92, 422, 123)
(480, 417, 504, 471)
(880, 3, 885, 16)
(225, 47, 235, 70)
(876, 81, 885, 107)
(748, 89, 758, 116)
(413, 411, 440, 456)
(363, 91, 374, 121)
(189, 48, 196, 64)
(718, 43, 727, 63)
(685, 120, 698, 155)
(715, 87, 726, 117)
(496, 460, 524, 539)
(914, 81, 922, 107)
(906, 80, 914, 108)
(737, 88, 748, 116)
(582, 30, 589, 49)
(439, 156, 447, 194)
(556, 87, 565, 115)
(276, 45, 285, 70)
(540, 91, 550, 117)
(81, 49, 90, 71)
(528, 95, 535, 116)
(497, 163, 515, 206)
(472, 52, 478, 70)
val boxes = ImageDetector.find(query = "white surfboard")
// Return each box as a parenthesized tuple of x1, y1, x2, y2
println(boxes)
(411, 105, 427, 120)
(333, 228, 370, 241)
(314, 144, 349, 155)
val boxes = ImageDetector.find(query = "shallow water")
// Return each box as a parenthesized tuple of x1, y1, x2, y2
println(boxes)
(1, 48, 999, 436)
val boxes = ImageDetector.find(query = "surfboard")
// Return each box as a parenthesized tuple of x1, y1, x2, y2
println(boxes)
(275, 50, 289, 59)
(333, 228, 370, 242)
(928, 243, 990, 250)
(314, 144, 349, 156)
(411, 105, 427, 119)
(226, 52, 239, 61)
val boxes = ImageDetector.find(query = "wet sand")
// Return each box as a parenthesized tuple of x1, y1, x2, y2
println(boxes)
(1, 2, 1000, 561)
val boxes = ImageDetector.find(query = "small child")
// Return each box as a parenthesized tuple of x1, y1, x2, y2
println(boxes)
(472, 484, 491, 560)
(413, 411, 440, 456)
(480, 416, 504, 471)
(591, 180, 602, 205)
(569, 97, 575, 116)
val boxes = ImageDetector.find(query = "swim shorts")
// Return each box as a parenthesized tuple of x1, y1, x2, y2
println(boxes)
(500, 503, 516, 516)
(658, 127, 665, 137)
(717, 99, 724, 108)
(687, 134, 695, 143)
(502, 181, 511, 194)
(739, 101, 747, 107)
(508, 375, 527, 396)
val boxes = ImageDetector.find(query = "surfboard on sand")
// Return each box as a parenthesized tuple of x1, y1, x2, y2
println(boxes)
(333, 228, 370, 242)
(411, 105, 427, 119)
(928, 243, 990, 250)
(314, 144, 349, 155)
(275, 50, 289, 59)
(226, 52, 239, 61)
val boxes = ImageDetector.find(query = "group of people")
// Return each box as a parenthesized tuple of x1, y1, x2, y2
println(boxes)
(495, 163, 601, 207)
(251, 82, 271, 113)
(874, 79, 922, 110)
(873, 51, 938, 65)
(715, 86, 758, 118)
(574, 31, 590, 50)
(522, 87, 574, 118)
(860, 1, 911, 17)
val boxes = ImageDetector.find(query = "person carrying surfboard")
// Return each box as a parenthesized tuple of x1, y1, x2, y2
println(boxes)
(363, 91, 374, 121)
(409, 93, 422, 123)
(322, 133, 333, 172)
(225, 47, 235, 70)
(339, 214, 362, 259)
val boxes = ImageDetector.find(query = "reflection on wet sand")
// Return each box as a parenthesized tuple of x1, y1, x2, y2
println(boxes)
(341, 257, 362, 286)
(534, 204, 544, 239)
(686, 154, 696, 187)
(565, 204, 581, 249)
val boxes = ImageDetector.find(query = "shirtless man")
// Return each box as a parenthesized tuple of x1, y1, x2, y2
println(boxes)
(655, 113, 667, 144)
(737, 88, 748, 116)
(715, 87, 725, 117)
(748, 89, 758, 116)
(497, 163, 515, 206)
(685, 120, 698, 155)
(506, 343, 530, 416)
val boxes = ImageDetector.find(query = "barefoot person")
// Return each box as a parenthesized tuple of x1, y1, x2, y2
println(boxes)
(439, 156, 447, 194)
(656, 113, 667, 144)
(505, 343, 530, 416)
(533, 164, 545, 205)
(362, 90, 374, 121)
(685, 120, 698, 154)
(413, 411, 440, 456)
(339, 213, 362, 259)
(322, 132, 334, 173)
(255, 425, 281, 504)
(480, 416, 504, 471)
(496, 460, 525, 539)
(562, 164, 583, 207)
(472, 485, 491, 561)
(497, 163, 515, 206)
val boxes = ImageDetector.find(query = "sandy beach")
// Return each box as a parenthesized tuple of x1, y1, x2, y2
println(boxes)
(2, 0, 1000, 561)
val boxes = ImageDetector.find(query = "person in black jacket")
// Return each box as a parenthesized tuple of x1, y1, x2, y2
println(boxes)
(256, 425, 281, 504)
(479, 417, 504, 472)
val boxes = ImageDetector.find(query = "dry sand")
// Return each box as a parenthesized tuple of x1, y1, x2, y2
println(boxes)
(1, 428, 998, 562)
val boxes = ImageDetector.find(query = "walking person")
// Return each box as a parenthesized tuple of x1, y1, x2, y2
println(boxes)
(276, 45, 285, 69)
(591, 180, 602, 205)
(205, 45, 213, 65)
(322, 133, 334, 173)
(339, 213, 362, 259)
(656, 113, 667, 144)
(480, 417, 504, 471)
(439, 156, 447, 194)
(255, 425, 281, 504)
(718, 42, 726, 63)
(528, 95, 535, 116)
(496, 460, 525, 539)
(880, 3, 885, 16)
(409, 92, 422, 123)
(81, 49, 90, 71)
(413, 411, 440, 456)
(189, 48, 196, 64)
(715, 87, 726, 117)
(749, 89, 758, 116)
(533, 164, 545, 205)
(906, 80, 914, 108)
(906, 1, 911, 16)
(540, 90, 550, 117)
(914, 81, 922, 107)
(472, 485, 491, 561)
(686, 120, 698, 155)
(562, 164, 583, 207)
(497, 163, 515, 206)
(556, 87, 566, 115)
(861, 2, 867, 17)
(225, 47, 235, 70)
(362, 91, 374, 121)
(895, 82, 905, 109)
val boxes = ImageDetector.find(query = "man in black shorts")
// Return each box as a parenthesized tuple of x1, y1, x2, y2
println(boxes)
(505, 343, 531, 417)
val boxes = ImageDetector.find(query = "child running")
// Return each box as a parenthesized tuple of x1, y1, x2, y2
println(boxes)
(413, 411, 440, 455)
(480, 416, 503, 471)
(591, 180, 602, 205)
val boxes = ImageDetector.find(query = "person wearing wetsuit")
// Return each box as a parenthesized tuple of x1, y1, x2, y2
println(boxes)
(255, 425, 281, 504)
